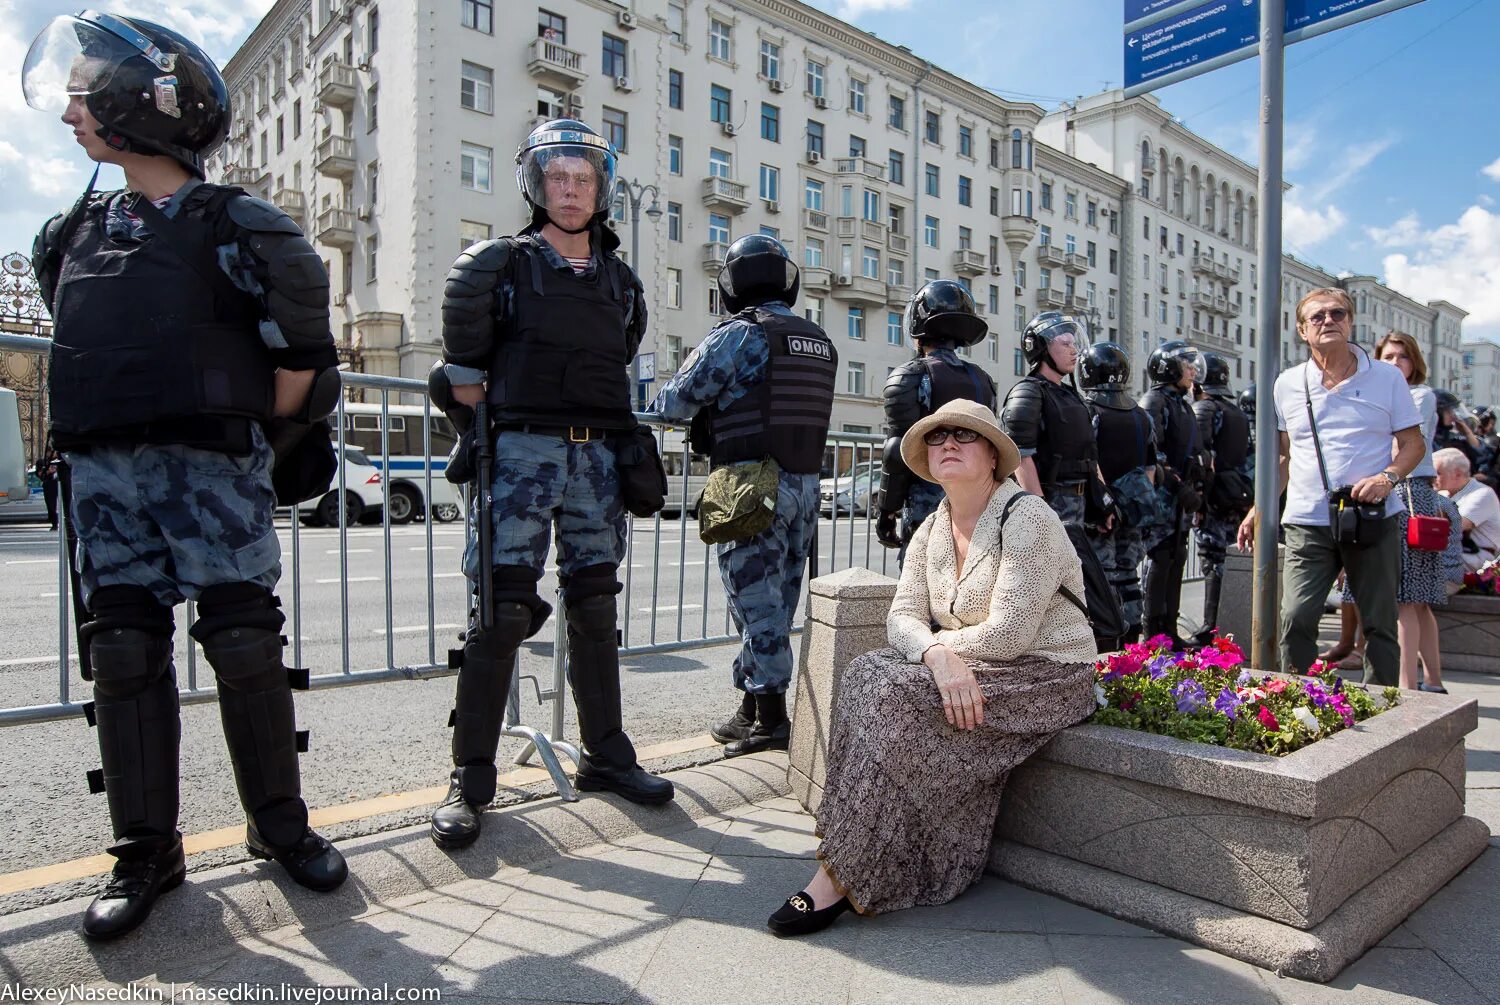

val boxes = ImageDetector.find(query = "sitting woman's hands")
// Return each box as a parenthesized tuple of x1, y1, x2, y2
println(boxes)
(924, 643, 985, 730)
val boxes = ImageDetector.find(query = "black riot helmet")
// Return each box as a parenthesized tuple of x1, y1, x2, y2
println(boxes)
(515, 118, 618, 233)
(1078, 342, 1134, 406)
(904, 280, 987, 348)
(717, 235, 799, 313)
(1435, 388, 1469, 421)
(23, 12, 231, 177)
(1199, 352, 1233, 399)
(1239, 383, 1256, 421)
(1021, 311, 1086, 374)
(1146, 340, 1205, 386)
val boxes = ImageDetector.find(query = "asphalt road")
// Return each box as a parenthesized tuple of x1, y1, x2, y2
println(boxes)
(0, 510, 897, 881)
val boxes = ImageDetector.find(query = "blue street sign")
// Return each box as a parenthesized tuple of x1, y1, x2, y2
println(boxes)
(1124, 0, 1191, 24)
(1124, 1, 1260, 93)
(1284, 0, 1425, 44)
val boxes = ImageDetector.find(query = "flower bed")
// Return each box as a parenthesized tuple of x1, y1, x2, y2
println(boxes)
(1091, 635, 1399, 756)
(1460, 555, 1500, 595)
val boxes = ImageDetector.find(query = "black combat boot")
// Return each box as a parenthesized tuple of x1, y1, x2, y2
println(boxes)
(710, 691, 757, 744)
(247, 821, 348, 892)
(724, 692, 790, 757)
(82, 837, 187, 941)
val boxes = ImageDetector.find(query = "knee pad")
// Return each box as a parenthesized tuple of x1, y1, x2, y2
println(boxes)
(560, 563, 621, 607)
(83, 586, 174, 695)
(190, 583, 286, 693)
(492, 564, 552, 637)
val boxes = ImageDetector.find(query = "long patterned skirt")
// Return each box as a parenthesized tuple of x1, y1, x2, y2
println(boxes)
(813, 647, 1096, 915)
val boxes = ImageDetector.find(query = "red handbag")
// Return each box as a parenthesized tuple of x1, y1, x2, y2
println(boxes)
(1404, 480, 1450, 552)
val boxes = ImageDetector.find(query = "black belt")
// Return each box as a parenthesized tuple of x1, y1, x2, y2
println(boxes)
(498, 423, 614, 443)
(1045, 481, 1087, 496)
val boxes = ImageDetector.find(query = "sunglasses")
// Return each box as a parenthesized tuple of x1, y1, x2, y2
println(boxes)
(1303, 308, 1348, 324)
(923, 426, 982, 446)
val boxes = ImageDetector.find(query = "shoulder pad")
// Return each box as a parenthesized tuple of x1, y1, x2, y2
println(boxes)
(33, 212, 66, 261)
(1005, 377, 1045, 405)
(883, 360, 924, 395)
(455, 237, 516, 274)
(226, 194, 303, 236)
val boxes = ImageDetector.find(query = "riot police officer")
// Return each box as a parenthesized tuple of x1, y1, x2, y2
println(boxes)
(875, 281, 994, 562)
(1192, 353, 1252, 645)
(1000, 312, 1101, 529)
(24, 12, 347, 939)
(1080, 343, 1158, 644)
(1140, 341, 1207, 647)
(428, 119, 672, 849)
(648, 236, 835, 756)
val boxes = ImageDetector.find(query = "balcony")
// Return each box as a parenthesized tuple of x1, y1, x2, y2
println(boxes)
(835, 216, 886, 243)
(1001, 214, 1037, 249)
(1036, 287, 1066, 309)
(1190, 327, 1237, 355)
(833, 157, 886, 183)
(1140, 150, 1156, 175)
(315, 207, 355, 249)
(802, 208, 829, 232)
(1036, 243, 1066, 268)
(830, 273, 887, 305)
(1062, 252, 1089, 275)
(271, 187, 306, 224)
(1065, 295, 1091, 313)
(701, 176, 750, 214)
(802, 267, 832, 292)
(887, 283, 913, 307)
(526, 37, 587, 89)
(952, 249, 987, 277)
(1216, 260, 1242, 284)
(316, 59, 356, 109)
(1190, 291, 1216, 313)
(223, 165, 269, 191)
(887, 231, 910, 255)
(1191, 252, 1217, 276)
(701, 241, 730, 272)
(1214, 295, 1231, 315)
(315, 134, 356, 179)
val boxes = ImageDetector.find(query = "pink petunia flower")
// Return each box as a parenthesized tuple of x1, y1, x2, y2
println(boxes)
(1257, 705, 1280, 731)
(1264, 678, 1288, 694)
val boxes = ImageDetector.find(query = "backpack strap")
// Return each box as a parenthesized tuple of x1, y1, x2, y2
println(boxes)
(997, 491, 1091, 623)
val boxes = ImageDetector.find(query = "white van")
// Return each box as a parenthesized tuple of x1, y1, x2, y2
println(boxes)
(337, 403, 463, 523)
(0, 388, 31, 507)
(297, 446, 387, 526)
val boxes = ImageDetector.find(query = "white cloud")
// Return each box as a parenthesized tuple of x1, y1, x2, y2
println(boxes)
(1284, 202, 1348, 247)
(1383, 204, 1500, 337)
(1484, 156, 1500, 183)
(836, 0, 915, 15)
(1304, 137, 1394, 204)
(1365, 212, 1422, 249)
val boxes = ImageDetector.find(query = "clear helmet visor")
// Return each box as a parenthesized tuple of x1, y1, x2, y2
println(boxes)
(516, 143, 617, 215)
(22, 17, 133, 114)
(1174, 348, 1207, 378)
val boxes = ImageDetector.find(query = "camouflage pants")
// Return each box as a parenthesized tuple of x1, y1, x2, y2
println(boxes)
(1194, 510, 1240, 586)
(1091, 525, 1146, 631)
(898, 481, 945, 567)
(63, 425, 281, 607)
(464, 431, 627, 581)
(718, 471, 820, 695)
(1046, 486, 1087, 529)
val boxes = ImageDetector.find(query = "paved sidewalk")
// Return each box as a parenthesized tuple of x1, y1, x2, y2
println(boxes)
(9, 669, 1498, 1004)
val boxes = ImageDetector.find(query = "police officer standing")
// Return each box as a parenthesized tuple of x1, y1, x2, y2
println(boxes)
(1079, 343, 1158, 644)
(1140, 341, 1206, 647)
(875, 281, 994, 561)
(428, 120, 672, 850)
(24, 13, 347, 939)
(1192, 353, 1253, 645)
(648, 237, 835, 756)
(1001, 312, 1101, 529)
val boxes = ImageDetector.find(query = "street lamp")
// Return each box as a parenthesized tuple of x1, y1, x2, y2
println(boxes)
(1079, 305, 1102, 344)
(618, 176, 662, 407)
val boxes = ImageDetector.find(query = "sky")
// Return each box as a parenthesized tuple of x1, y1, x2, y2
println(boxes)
(0, 0, 1495, 339)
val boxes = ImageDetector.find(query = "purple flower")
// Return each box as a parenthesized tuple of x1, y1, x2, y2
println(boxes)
(1146, 654, 1175, 680)
(1304, 682, 1331, 709)
(1235, 669, 1253, 688)
(1214, 688, 1242, 720)
(1173, 678, 1208, 714)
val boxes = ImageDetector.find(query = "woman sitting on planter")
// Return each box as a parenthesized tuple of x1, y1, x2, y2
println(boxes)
(767, 399, 1099, 936)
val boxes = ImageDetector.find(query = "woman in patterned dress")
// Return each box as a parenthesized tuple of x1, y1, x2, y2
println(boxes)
(767, 399, 1099, 937)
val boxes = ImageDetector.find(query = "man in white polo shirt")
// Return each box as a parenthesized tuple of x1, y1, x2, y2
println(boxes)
(1435, 447, 1500, 572)
(1236, 287, 1425, 684)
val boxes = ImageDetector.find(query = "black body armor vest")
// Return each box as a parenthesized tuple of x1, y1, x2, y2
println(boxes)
(924, 352, 995, 413)
(486, 239, 637, 430)
(1144, 385, 1200, 473)
(1030, 376, 1097, 485)
(709, 307, 837, 474)
(1090, 401, 1155, 484)
(47, 187, 273, 449)
(1205, 397, 1251, 472)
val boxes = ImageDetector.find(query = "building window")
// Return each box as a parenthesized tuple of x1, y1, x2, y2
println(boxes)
(888, 204, 905, 235)
(709, 148, 731, 178)
(1039, 224, 1051, 246)
(923, 215, 938, 247)
(1016, 262, 1027, 287)
(709, 17, 732, 61)
(848, 77, 867, 115)
(847, 360, 866, 396)
(1011, 129, 1023, 169)
(602, 106, 627, 151)
(460, 142, 492, 192)
(275, 115, 284, 153)
(807, 60, 825, 97)
(760, 102, 780, 142)
(958, 176, 971, 207)
(460, 61, 493, 113)
(848, 135, 866, 159)
(366, 85, 378, 131)
(1065, 191, 1077, 220)
(1040, 183, 1052, 211)
(863, 189, 881, 223)
(667, 1, 684, 43)
(367, 7, 379, 52)
(667, 202, 681, 241)
(862, 245, 880, 279)
(668, 136, 683, 175)
(847, 311, 865, 343)
(292, 98, 301, 138)
(888, 258, 905, 285)
(958, 226, 972, 250)
(759, 39, 781, 79)
(923, 110, 940, 144)
(1039, 268, 1051, 290)
(463, 0, 493, 34)
(759, 164, 780, 202)
(805, 178, 824, 210)
(1013, 348, 1025, 376)
(459, 219, 491, 252)
(666, 267, 682, 309)
(1087, 200, 1098, 227)
(1014, 305, 1026, 332)
(1065, 233, 1077, 254)
(887, 95, 906, 131)
(710, 84, 731, 123)
(602, 33, 628, 79)
(804, 237, 824, 268)
(366, 160, 379, 204)
(887, 312, 903, 345)
(668, 69, 683, 109)
(708, 212, 730, 245)
(888, 150, 904, 186)
(924, 163, 939, 197)
(365, 234, 378, 283)
(958, 124, 973, 158)
(805, 297, 823, 326)
(806, 120, 824, 158)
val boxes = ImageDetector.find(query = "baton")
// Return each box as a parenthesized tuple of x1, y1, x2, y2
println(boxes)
(473, 401, 494, 632)
(56, 458, 92, 679)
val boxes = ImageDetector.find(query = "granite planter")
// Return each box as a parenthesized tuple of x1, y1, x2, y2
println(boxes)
(788, 569, 1491, 982)
(1433, 593, 1500, 675)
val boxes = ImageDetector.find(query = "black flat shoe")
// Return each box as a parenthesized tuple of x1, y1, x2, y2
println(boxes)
(82, 839, 187, 941)
(574, 757, 675, 805)
(1417, 682, 1449, 694)
(767, 891, 851, 937)
(247, 825, 348, 892)
(430, 776, 484, 849)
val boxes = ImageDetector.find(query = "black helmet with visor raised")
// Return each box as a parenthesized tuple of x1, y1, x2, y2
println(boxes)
(515, 119, 618, 231)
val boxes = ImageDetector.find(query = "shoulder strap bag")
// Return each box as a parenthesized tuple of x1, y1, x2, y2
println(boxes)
(1303, 362, 1384, 547)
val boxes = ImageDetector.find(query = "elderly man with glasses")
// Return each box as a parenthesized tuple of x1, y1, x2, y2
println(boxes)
(1237, 288, 1425, 683)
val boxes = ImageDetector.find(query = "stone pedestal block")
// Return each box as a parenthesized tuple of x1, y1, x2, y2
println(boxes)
(1218, 550, 1282, 650)
(787, 568, 896, 814)
(1433, 593, 1500, 675)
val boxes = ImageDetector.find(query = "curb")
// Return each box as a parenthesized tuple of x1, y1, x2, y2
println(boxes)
(0, 752, 792, 989)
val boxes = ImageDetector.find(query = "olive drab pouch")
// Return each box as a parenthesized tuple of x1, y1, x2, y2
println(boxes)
(698, 457, 780, 545)
(616, 424, 669, 518)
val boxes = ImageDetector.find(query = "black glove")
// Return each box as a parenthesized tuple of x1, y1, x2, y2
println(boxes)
(1177, 482, 1203, 514)
(445, 427, 477, 485)
(875, 510, 901, 549)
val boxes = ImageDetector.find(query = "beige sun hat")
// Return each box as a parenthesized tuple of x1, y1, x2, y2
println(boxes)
(900, 399, 1021, 484)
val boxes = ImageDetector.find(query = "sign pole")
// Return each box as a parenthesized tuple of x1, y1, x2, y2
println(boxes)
(1252, 0, 1285, 672)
